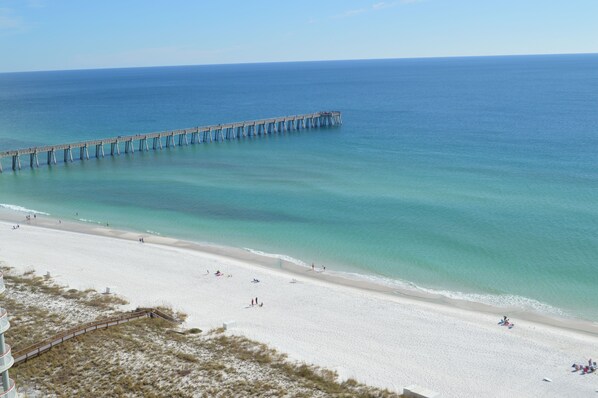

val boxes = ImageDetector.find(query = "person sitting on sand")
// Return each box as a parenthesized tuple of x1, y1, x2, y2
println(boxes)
(259, 302, 263, 307)
(252, 278, 260, 283)
(215, 270, 222, 276)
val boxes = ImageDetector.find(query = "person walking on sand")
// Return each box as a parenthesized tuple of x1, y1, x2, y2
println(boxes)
(311, 263, 315, 271)
(255, 297, 258, 305)
(251, 298, 254, 306)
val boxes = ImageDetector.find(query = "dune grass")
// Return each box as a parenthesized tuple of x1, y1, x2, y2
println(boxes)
(2, 266, 400, 397)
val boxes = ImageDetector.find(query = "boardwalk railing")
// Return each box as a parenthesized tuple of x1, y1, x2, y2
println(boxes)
(0, 111, 342, 173)
(12, 307, 178, 366)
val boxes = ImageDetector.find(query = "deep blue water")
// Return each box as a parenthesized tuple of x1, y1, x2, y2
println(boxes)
(1, 54, 598, 319)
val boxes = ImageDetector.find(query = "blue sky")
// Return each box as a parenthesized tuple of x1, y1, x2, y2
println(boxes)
(0, 0, 597, 72)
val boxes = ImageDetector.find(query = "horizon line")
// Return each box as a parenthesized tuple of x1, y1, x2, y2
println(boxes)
(1, 51, 597, 75)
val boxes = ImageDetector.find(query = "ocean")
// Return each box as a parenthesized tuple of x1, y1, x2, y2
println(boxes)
(1, 54, 597, 320)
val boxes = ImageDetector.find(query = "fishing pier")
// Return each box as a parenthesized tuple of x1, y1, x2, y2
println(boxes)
(0, 111, 342, 173)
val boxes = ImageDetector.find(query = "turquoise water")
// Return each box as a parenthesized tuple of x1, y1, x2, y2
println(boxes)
(1, 55, 597, 320)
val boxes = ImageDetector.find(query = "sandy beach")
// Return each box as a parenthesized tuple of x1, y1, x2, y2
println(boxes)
(1, 213, 597, 397)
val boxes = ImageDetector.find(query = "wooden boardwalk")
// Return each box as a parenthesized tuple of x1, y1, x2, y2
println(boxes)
(12, 308, 178, 366)
(0, 111, 342, 173)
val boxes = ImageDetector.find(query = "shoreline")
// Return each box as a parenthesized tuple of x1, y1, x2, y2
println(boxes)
(1, 206, 597, 338)
(2, 208, 598, 396)
(1, 206, 596, 337)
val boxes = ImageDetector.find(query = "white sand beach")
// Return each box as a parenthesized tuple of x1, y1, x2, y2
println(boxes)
(1, 215, 597, 397)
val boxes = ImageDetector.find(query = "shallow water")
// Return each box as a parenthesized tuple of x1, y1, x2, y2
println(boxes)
(1, 54, 597, 319)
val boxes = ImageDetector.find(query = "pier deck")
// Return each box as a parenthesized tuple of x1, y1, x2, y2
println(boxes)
(0, 111, 341, 173)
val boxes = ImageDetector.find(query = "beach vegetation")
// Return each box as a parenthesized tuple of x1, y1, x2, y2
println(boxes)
(3, 266, 400, 397)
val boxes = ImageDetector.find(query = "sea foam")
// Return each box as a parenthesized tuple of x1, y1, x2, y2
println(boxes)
(338, 271, 566, 317)
(0, 203, 50, 215)
(243, 248, 309, 267)
(77, 218, 104, 225)
(243, 248, 566, 317)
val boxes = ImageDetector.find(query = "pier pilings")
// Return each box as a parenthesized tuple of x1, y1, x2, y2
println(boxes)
(0, 111, 342, 173)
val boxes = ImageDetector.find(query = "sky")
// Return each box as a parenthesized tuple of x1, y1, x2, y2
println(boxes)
(0, 0, 597, 72)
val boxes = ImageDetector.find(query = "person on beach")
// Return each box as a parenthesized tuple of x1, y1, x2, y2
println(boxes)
(255, 297, 258, 305)
(251, 298, 254, 306)
(311, 263, 314, 271)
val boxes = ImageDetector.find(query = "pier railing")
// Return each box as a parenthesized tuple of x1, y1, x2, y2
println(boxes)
(0, 111, 342, 173)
